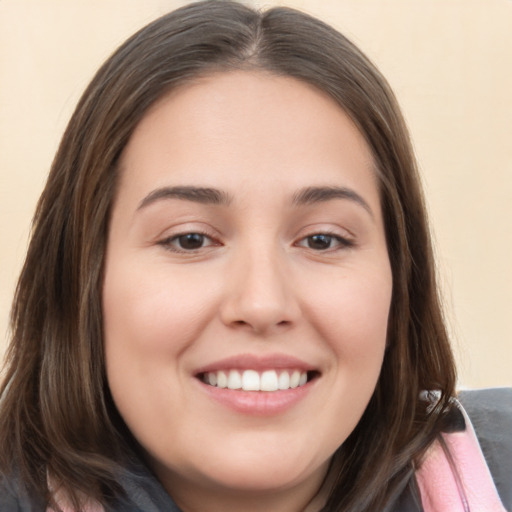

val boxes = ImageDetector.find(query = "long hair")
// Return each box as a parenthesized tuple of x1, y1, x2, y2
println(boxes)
(0, 1, 456, 510)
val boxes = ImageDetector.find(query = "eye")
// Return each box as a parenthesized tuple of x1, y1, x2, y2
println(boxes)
(297, 233, 353, 251)
(159, 232, 217, 252)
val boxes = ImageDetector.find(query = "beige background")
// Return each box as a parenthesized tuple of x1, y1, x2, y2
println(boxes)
(1, 0, 511, 388)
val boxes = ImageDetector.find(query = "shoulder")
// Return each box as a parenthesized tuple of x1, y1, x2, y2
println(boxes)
(0, 475, 19, 511)
(458, 387, 512, 509)
(0, 472, 45, 512)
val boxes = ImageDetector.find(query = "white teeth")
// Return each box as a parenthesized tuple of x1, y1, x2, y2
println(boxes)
(204, 369, 309, 392)
(217, 370, 228, 388)
(290, 370, 301, 388)
(260, 370, 279, 391)
(278, 371, 290, 390)
(227, 370, 242, 390)
(242, 370, 260, 391)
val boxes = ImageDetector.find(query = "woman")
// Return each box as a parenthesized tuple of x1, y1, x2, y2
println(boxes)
(0, 1, 510, 511)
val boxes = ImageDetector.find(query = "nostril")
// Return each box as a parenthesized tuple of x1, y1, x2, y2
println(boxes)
(230, 318, 292, 333)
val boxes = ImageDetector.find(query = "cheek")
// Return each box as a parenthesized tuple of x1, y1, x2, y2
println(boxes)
(101, 260, 218, 430)
(101, 261, 214, 445)
(311, 270, 391, 437)
(286, 272, 391, 461)
(307, 269, 392, 359)
(102, 259, 216, 358)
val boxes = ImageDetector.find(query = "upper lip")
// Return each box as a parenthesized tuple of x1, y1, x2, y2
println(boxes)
(194, 353, 318, 375)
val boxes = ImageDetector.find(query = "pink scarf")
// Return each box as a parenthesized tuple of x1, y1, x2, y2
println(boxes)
(416, 402, 506, 512)
(46, 488, 103, 512)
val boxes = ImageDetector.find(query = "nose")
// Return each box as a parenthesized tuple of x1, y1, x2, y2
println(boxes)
(219, 246, 300, 335)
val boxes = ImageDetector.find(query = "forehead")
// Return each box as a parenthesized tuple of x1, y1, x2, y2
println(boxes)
(117, 70, 379, 207)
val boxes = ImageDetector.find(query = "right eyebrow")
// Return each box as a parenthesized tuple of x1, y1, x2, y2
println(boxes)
(292, 185, 374, 219)
(137, 186, 232, 211)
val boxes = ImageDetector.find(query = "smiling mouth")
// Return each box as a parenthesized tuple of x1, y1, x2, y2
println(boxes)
(198, 369, 319, 392)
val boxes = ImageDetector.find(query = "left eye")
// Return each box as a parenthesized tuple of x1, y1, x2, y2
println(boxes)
(297, 234, 351, 251)
(160, 233, 215, 251)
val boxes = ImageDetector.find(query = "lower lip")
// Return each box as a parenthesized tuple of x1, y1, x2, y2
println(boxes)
(196, 379, 315, 416)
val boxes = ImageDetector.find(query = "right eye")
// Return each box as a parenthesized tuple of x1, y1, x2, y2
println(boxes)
(158, 232, 217, 252)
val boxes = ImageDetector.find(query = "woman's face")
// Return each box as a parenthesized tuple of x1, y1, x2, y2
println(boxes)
(103, 71, 392, 509)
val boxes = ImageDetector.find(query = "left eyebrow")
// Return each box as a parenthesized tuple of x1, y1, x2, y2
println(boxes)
(137, 186, 232, 211)
(292, 186, 374, 218)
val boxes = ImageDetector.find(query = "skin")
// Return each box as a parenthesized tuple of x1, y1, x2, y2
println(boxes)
(103, 71, 393, 512)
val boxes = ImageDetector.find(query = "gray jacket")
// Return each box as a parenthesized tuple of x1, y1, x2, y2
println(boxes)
(2, 388, 511, 511)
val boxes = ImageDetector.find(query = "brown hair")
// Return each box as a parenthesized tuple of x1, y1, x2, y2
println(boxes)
(0, 1, 456, 510)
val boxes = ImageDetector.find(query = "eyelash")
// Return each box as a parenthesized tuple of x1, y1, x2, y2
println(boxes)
(157, 231, 218, 253)
(157, 230, 354, 254)
(295, 232, 354, 251)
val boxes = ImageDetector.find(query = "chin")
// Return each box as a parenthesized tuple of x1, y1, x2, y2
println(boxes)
(184, 449, 329, 495)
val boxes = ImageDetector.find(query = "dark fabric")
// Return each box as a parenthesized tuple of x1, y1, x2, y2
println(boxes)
(0, 473, 46, 511)
(1, 388, 510, 511)
(458, 387, 512, 510)
(108, 460, 181, 512)
(389, 478, 422, 512)
(0, 462, 181, 512)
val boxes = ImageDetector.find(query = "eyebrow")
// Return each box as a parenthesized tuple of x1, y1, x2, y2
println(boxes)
(292, 186, 374, 218)
(137, 184, 373, 217)
(137, 186, 232, 210)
